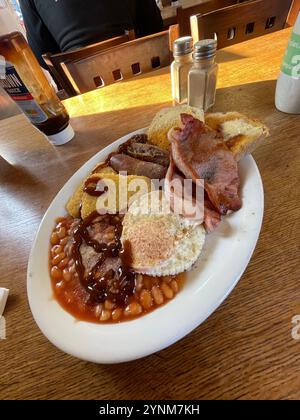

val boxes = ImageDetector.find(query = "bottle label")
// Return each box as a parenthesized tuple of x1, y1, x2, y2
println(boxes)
(0, 63, 48, 124)
(281, 32, 300, 78)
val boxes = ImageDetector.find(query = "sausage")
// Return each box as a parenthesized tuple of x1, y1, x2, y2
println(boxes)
(118, 134, 148, 154)
(109, 154, 167, 180)
(125, 143, 170, 167)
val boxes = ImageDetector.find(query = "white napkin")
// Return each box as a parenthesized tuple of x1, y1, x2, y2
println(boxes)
(0, 288, 9, 317)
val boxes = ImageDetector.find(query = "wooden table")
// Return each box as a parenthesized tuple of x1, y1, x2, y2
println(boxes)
(1, 29, 300, 400)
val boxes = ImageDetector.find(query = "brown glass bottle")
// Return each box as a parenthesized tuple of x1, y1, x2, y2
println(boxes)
(0, 32, 74, 145)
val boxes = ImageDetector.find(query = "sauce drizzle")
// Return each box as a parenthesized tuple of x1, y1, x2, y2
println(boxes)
(71, 212, 136, 306)
(83, 176, 108, 197)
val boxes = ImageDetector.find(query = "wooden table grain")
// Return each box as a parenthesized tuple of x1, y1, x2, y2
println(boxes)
(1, 28, 300, 400)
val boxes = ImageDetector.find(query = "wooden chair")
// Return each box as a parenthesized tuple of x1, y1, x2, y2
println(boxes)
(287, 0, 300, 26)
(191, 0, 293, 49)
(43, 30, 135, 97)
(57, 25, 180, 96)
(177, 0, 243, 36)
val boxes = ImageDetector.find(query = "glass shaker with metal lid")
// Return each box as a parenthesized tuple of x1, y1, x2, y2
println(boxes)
(171, 36, 193, 105)
(188, 39, 218, 111)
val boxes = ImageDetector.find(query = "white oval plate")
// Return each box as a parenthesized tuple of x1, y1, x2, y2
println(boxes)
(27, 128, 264, 364)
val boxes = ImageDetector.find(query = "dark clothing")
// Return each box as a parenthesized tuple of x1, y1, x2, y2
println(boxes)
(19, 0, 163, 68)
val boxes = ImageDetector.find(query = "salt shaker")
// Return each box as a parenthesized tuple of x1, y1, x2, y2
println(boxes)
(171, 36, 193, 105)
(188, 39, 218, 111)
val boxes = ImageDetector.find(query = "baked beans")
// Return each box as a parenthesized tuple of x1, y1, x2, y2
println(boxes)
(50, 217, 185, 323)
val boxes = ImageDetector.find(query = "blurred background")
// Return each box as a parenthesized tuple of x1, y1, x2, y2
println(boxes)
(0, 0, 24, 119)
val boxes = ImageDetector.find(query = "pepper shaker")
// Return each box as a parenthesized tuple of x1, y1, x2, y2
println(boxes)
(188, 39, 218, 111)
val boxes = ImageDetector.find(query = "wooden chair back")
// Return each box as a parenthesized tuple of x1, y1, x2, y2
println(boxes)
(59, 25, 180, 95)
(43, 30, 135, 97)
(177, 0, 242, 36)
(191, 0, 293, 49)
(287, 0, 300, 26)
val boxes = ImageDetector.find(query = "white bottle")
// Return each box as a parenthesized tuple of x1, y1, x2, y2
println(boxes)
(275, 13, 300, 114)
(171, 36, 193, 105)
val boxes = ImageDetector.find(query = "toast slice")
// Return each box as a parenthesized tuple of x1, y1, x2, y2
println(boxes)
(205, 112, 270, 161)
(148, 105, 204, 151)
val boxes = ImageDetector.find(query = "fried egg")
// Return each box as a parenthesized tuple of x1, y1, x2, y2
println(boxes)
(121, 191, 206, 276)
